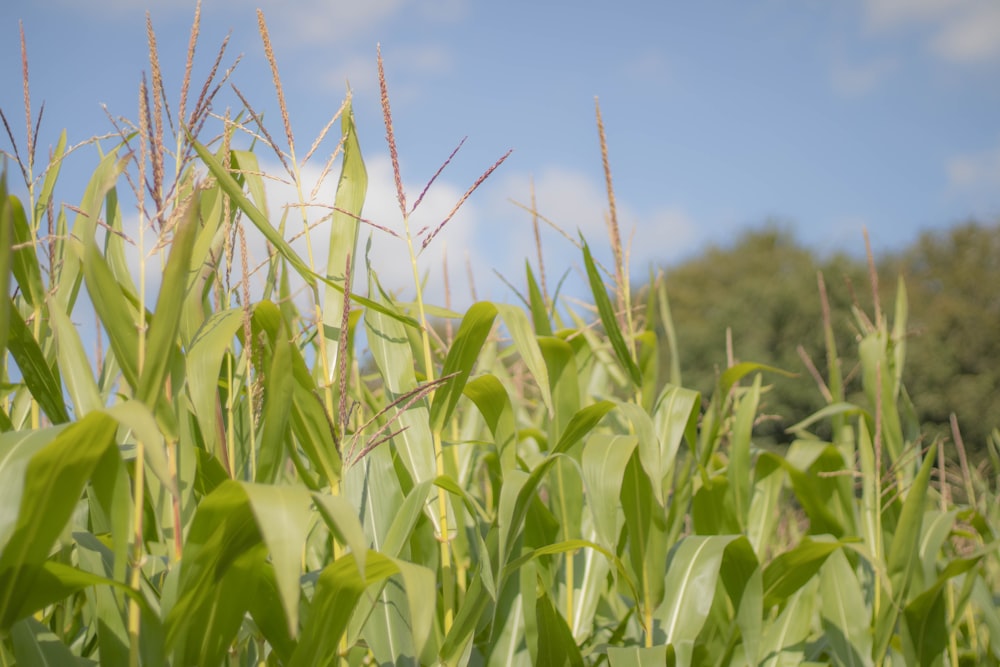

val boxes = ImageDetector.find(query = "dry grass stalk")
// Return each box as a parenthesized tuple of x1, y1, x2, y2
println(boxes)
(508, 198, 579, 248)
(950, 413, 977, 507)
(137, 76, 150, 241)
(303, 99, 348, 167)
(378, 45, 408, 217)
(595, 97, 623, 306)
(187, 32, 235, 132)
(863, 228, 881, 328)
(230, 85, 291, 175)
(345, 373, 456, 466)
(412, 136, 466, 214)
(177, 0, 201, 132)
(257, 10, 294, 158)
(937, 440, 952, 507)
(797, 344, 834, 404)
(874, 360, 884, 479)
(145, 14, 166, 222)
(529, 177, 548, 300)
(442, 245, 454, 343)
(465, 252, 478, 302)
(421, 149, 512, 251)
(308, 134, 347, 201)
(337, 252, 353, 436)
(219, 110, 237, 307)
(20, 22, 34, 169)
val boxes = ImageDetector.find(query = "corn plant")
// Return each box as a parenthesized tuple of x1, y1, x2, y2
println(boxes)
(1, 8, 998, 666)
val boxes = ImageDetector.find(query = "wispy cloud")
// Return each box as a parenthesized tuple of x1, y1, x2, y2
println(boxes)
(948, 138, 1000, 192)
(319, 44, 452, 96)
(622, 48, 671, 84)
(862, 0, 1000, 63)
(496, 167, 699, 280)
(830, 55, 897, 96)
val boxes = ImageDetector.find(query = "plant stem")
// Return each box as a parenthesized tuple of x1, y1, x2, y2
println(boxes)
(404, 216, 454, 632)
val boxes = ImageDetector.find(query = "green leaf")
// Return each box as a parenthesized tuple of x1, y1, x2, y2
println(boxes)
(496, 304, 553, 414)
(762, 538, 840, 609)
(243, 483, 313, 636)
(291, 551, 430, 667)
(78, 237, 140, 393)
(582, 434, 638, 550)
(6, 193, 45, 308)
(10, 616, 87, 666)
(57, 150, 130, 311)
(137, 190, 199, 408)
(431, 301, 498, 432)
(607, 645, 669, 667)
(322, 99, 367, 381)
(729, 374, 762, 530)
(256, 314, 295, 484)
(313, 492, 371, 577)
(165, 481, 263, 649)
(759, 581, 817, 667)
(581, 239, 641, 387)
(621, 450, 669, 621)
(820, 548, 872, 667)
(365, 282, 436, 488)
(0, 181, 11, 356)
(552, 401, 616, 455)
(874, 443, 938, 663)
(648, 384, 700, 504)
(735, 567, 763, 666)
(535, 585, 584, 667)
(526, 261, 552, 336)
(47, 295, 103, 416)
(654, 535, 737, 646)
(538, 336, 580, 445)
(186, 307, 244, 459)
(0, 412, 119, 629)
(6, 299, 69, 424)
(464, 374, 518, 471)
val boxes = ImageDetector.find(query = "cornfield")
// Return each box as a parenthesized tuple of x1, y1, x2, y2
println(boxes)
(1, 10, 998, 666)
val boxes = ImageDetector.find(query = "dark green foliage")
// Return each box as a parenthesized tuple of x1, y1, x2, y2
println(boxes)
(654, 222, 1000, 456)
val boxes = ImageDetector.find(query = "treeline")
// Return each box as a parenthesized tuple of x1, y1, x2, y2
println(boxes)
(651, 220, 1000, 457)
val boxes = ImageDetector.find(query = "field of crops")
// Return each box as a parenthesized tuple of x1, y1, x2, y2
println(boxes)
(1, 13, 998, 666)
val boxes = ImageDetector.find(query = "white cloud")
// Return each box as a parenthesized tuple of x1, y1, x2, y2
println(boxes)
(947, 139, 1000, 190)
(492, 167, 699, 290)
(931, 3, 1000, 62)
(317, 43, 453, 99)
(862, 0, 1000, 63)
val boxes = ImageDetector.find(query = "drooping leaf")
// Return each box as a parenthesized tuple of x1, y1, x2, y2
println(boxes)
(761, 538, 840, 609)
(430, 301, 498, 432)
(0, 412, 119, 629)
(6, 299, 69, 424)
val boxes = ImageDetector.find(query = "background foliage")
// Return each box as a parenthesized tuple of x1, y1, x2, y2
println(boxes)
(658, 222, 1000, 453)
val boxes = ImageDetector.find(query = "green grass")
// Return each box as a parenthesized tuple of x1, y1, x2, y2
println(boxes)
(1, 10, 998, 666)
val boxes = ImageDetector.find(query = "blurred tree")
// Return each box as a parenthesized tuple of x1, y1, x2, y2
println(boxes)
(886, 221, 1000, 451)
(652, 225, 867, 444)
(647, 220, 999, 456)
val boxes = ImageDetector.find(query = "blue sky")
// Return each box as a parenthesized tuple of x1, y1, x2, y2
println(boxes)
(2, 0, 999, 306)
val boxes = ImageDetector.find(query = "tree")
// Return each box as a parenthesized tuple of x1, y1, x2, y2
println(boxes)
(654, 225, 868, 444)
(887, 221, 1000, 450)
